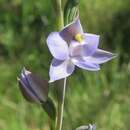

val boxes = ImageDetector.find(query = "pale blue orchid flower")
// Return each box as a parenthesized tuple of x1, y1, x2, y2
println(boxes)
(47, 18, 116, 82)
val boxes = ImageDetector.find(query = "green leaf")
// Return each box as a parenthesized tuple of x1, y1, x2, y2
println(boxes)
(41, 97, 56, 121)
(64, 0, 80, 25)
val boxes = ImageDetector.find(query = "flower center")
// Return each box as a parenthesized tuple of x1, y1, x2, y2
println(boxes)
(74, 33, 83, 43)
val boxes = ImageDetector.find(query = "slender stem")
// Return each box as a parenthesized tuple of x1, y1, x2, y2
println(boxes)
(59, 78, 67, 130)
(56, 78, 67, 130)
(52, 1, 65, 129)
(53, 0, 64, 30)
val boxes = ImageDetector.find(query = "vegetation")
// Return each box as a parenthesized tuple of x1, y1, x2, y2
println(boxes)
(0, 0, 130, 130)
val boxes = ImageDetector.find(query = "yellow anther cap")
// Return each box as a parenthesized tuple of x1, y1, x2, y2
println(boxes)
(74, 33, 83, 43)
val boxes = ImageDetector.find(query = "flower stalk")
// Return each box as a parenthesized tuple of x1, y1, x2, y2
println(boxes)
(52, 0, 67, 130)
(56, 78, 67, 130)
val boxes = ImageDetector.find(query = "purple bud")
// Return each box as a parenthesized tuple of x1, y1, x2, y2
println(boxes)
(17, 68, 49, 104)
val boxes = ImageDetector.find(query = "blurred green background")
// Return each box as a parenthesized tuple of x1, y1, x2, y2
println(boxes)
(0, 0, 130, 130)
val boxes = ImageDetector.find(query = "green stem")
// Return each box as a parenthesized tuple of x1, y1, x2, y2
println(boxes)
(52, 0, 66, 130)
(53, 0, 64, 30)
(56, 78, 67, 130)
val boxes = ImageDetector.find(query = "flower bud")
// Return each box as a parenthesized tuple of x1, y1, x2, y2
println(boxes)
(76, 124, 96, 130)
(17, 68, 49, 104)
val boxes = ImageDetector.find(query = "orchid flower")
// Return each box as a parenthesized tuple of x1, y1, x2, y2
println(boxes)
(47, 18, 116, 82)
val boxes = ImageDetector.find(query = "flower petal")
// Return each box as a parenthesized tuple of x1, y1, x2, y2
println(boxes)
(84, 49, 117, 64)
(69, 33, 100, 57)
(71, 57, 100, 71)
(60, 18, 83, 42)
(49, 59, 75, 82)
(69, 40, 83, 57)
(83, 33, 100, 56)
(47, 32, 69, 60)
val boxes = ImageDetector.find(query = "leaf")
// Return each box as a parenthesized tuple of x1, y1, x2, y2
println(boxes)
(41, 97, 56, 121)
(64, 0, 80, 25)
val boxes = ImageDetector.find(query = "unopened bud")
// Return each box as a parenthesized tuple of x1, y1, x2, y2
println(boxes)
(17, 68, 49, 104)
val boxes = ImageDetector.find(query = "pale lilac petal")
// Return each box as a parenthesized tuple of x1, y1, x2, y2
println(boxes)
(47, 32, 69, 60)
(69, 40, 83, 57)
(49, 59, 75, 82)
(71, 57, 100, 71)
(60, 18, 83, 42)
(69, 33, 100, 57)
(84, 49, 117, 64)
(82, 33, 100, 56)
